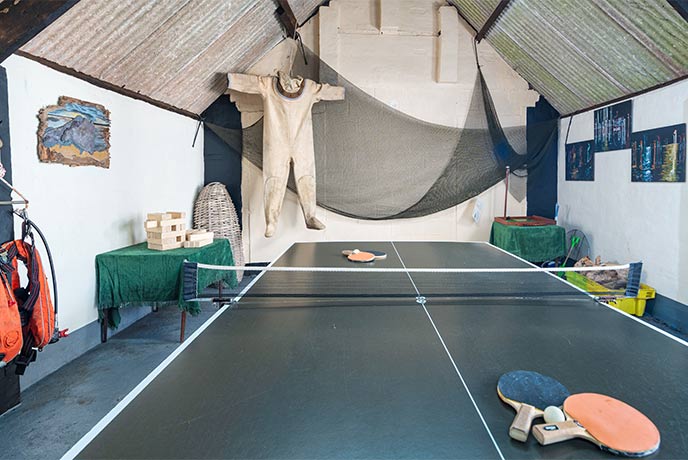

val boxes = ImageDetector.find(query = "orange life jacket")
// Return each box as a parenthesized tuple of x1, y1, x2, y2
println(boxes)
(0, 240, 55, 372)
(0, 271, 22, 368)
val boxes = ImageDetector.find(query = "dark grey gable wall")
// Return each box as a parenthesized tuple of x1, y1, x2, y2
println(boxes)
(0, 66, 14, 241)
(202, 96, 243, 226)
(0, 65, 19, 415)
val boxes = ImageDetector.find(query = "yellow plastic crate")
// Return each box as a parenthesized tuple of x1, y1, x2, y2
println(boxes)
(564, 271, 655, 316)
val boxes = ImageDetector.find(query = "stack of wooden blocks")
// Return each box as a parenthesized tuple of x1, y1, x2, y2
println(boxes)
(145, 212, 214, 251)
(145, 212, 187, 251)
(184, 229, 214, 248)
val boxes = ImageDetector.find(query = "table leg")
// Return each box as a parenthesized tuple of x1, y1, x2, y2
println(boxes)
(100, 309, 108, 343)
(180, 311, 186, 343)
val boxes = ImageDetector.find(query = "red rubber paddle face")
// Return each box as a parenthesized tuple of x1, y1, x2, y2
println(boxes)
(342, 249, 387, 260)
(347, 251, 375, 263)
(564, 393, 660, 456)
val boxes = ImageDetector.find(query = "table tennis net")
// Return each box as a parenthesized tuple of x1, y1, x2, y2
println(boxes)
(183, 261, 642, 309)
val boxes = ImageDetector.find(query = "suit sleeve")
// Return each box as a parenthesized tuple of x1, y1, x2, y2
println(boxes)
(227, 73, 266, 95)
(313, 83, 345, 102)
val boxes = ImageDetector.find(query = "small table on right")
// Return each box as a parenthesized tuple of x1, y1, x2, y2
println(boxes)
(489, 216, 566, 263)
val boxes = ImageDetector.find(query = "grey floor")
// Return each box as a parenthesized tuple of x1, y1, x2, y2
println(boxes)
(0, 306, 218, 460)
(0, 294, 685, 459)
(643, 314, 688, 342)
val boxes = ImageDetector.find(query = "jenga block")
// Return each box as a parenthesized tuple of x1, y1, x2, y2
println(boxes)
(183, 239, 213, 249)
(187, 231, 214, 242)
(147, 241, 184, 251)
(167, 211, 186, 219)
(147, 233, 185, 246)
(153, 218, 185, 226)
(147, 213, 171, 221)
(147, 230, 185, 241)
(147, 222, 186, 234)
(144, 220, 159, 229)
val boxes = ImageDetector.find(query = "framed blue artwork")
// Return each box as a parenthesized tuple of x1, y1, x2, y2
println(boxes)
(565, 140, 594, 181)
(37, 96, 111, 168)
(631, 124, 686, 182)
(594, 100, 632, 152)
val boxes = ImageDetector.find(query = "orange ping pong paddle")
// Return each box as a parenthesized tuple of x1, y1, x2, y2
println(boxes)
(532, 393, 660, 457)
(497, 370, 570, 442)
(342, 249, 387, 260)
(346, 250, 376, 263)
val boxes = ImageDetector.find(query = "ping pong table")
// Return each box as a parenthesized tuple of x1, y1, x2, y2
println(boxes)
(64, 241, 688, 459)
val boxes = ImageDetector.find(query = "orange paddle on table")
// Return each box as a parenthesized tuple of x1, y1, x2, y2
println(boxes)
(342, 249, 387, 261)
(532, 393, 660, 457)
(346, 249, 375, 263)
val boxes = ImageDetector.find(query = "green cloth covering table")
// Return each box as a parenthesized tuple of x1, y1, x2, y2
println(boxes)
(96, 240, 237, 329)
(489, 221, 566, 263)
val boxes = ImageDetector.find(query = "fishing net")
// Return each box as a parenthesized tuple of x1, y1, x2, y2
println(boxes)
(207, 46, 556, 220)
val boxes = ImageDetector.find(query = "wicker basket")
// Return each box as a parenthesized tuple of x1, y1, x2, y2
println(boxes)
(193, 182, 244, 281)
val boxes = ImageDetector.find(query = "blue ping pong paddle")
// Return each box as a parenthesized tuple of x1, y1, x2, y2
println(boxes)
(497, 370, 570, 442)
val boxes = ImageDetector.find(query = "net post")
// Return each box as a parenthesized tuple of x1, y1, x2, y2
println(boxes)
(503, 166, 510, 218)
(625, 262, 643, 297)
(182, 262, 199, 301)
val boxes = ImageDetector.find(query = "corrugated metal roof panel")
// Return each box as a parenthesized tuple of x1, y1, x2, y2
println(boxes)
(598, 0, 688, 74)
(449, 0, 502, 31)
(486, 29, 584, 115)
(21, 1, 188, 76)
(154, 2, 284, 113)
(20, 0, 291, 115)
(291, 0, 325, 23)
(18, 0, 688, 116)
(102, 0, 255, 93)
(484, 0, 688, 114)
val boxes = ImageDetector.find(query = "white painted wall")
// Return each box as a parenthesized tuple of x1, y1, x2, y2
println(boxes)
(3, 55, 204, 332)
(240, 0, 539, 262)
(558, 79, 688, 304)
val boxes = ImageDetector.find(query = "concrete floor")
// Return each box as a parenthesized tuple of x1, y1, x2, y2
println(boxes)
(0, 306, 217, 460)
(642, 314, 688, 342)
(0, 292, 685, 459)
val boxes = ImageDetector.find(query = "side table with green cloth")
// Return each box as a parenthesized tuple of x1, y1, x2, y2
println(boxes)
(489, 221, 566, 263)
(96, 239, 237, 330)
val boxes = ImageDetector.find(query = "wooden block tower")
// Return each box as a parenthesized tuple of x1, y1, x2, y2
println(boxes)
(145, 212, 187, 251)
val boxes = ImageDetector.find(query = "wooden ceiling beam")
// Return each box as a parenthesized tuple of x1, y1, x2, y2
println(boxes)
(667, 0, 688, 22)
(0, 0, 80, 64)
(276, 0, 299, 38)
(475, 0, 511, 42)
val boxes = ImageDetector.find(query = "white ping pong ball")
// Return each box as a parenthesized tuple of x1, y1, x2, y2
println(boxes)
(543, 406, 565, 423)
(352, 249, 360, 254)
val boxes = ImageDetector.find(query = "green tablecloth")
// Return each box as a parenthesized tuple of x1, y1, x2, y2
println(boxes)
(96, 240, 236, 328)
(489, 221, 566, 263)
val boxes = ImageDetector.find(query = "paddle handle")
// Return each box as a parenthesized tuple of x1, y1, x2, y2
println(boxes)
(509, 404, 539, 442)
(533, 420, 587, 445)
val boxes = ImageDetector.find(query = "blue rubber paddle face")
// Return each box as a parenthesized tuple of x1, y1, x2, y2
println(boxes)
(367, 250, 386, 258)
(497, 370, 570, 409)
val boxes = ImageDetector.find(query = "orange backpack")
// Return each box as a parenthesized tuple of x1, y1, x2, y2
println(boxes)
(1, 239, 55, 373)
(0, 270, 22, 368)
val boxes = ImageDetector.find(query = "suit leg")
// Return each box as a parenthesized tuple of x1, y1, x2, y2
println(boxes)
(295, 175, 325, 230)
